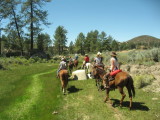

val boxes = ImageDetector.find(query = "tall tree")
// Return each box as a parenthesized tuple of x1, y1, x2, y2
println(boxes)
(37, 33, 51, 52)
(68, 41, 74, 54)
(53, 26, 67, 55)
(22, 0, 51, 52)
(111, 40, 119, 51)
(0, 0, 22, 54)
(3, 0, 25, 55)
(90, 30, 99, 52)
(100, 32, 111, 51)
(75, 32, 85, 54)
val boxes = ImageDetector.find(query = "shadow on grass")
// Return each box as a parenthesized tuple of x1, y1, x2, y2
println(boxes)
(111, 99, 149, 111)
(67, 86, 82, 93)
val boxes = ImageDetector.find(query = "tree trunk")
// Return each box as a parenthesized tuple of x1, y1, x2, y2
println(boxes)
(58, 44, 60, 55)
(11, 5, 23, 56)
(30, 0, 33, 51)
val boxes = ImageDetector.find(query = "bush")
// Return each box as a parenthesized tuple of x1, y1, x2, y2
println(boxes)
(133, 74, 155, 89)
(0, 63, 4, 69)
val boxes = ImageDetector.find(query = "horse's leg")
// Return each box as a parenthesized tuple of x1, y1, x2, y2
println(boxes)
(104, 89, 112, 104)
(60, 77, 65, 94)
(117, 86, 126, 107)
(126, 86, 133, 110)
(97, 79, 100, 91)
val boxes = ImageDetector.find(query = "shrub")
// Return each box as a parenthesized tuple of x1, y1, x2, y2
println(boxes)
(133, 74, 155, 89)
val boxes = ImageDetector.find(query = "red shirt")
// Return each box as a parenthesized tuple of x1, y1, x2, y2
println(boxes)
(84, 56, 89, 62)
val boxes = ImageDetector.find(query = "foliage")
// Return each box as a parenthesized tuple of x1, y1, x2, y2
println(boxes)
(133, 74, 155, 89)
(119, 35, 160, 50)
(36, 33, 52, 52)
(68, 41, 75, 54)
(53, 26, 68, 55)
(22, 0, 51, 50)
(74, 32, 85, 54)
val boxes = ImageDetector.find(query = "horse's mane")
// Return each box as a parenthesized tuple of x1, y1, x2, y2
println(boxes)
(96, 67, 106, 75)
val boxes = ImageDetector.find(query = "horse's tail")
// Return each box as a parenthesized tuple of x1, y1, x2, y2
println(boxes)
(129, 76, 135, 97)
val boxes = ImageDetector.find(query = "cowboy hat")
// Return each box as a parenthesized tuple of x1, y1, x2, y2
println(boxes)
(61, 58, 65, 61)
(85, 54, 88, 56)
(111, 52, 117, 56)
(97, 52, 101, 55)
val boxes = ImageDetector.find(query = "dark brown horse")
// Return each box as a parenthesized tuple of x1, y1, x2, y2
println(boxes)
(58, 69, 69, 95)
(74, 59, 78, 69)
(93, 66, 135, 109)
(68, 61, 74, 74)
(92, 65, 105, 91)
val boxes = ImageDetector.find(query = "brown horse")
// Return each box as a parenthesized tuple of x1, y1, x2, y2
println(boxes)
(74, 59, 78, 69)
(93, 66, 135, 109)
(92, 65, 105, 91)
(68, 61, 74, 74)
(58, 69, 69, 95)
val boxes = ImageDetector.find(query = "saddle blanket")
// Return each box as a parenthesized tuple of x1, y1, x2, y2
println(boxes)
(110, 69, 122, 76)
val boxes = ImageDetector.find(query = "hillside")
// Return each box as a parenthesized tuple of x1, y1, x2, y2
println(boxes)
(127, 35, 160, 44)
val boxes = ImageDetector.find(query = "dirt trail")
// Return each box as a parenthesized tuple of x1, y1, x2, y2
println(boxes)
(106, 103, 124, 120)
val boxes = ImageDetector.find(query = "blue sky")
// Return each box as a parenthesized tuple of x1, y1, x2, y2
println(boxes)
(1, 0, 160, 45)
(42, 0, 160, 45)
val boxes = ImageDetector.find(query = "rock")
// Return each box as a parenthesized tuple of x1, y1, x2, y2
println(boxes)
(72, 70, 87, 80)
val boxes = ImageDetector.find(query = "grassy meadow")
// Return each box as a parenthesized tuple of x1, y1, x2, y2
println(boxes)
(0, 61, 160, 120)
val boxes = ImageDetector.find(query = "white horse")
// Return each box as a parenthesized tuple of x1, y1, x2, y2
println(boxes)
(85, 62, 92, 73)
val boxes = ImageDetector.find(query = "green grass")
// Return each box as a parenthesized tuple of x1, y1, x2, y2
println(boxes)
(0, 63, 63, 120)
(55, 79, 160, 120)
(0, 63, 160, 120)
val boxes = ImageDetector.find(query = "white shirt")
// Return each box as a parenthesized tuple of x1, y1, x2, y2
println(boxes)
(59, 61, 67, 69)
(110, 57, 119, 71)
(94, 57, 101, 65)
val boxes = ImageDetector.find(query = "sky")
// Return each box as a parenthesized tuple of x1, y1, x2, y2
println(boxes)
(1, 0, 160, 45)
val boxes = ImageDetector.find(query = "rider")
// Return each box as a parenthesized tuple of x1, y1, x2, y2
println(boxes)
(94, 52, 103, 67)
(103, 51, 119, 88)
(74, 54, 78, 60)
(68, 56, 74, 62)
(57, 58, 67, 78)
(82, 54, 89, 69)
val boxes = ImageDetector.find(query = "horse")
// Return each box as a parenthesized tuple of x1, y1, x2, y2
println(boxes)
(92, 65, 105, 91)
(93, 66, 135, 109)
(58, 69, 69, 95)
(74, 59, 78, 69)
(68, 61, 74, 74)
(85, 62, 92, 74)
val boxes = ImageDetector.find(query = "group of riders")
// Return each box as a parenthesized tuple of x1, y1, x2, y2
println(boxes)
(57, 51, 119, 89)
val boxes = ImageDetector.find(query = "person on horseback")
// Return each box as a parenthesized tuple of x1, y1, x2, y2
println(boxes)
(57, 58, 67, 78)
(91, 52, 104, 79)
(94, 52, 104, 67)
(82, 54, 89, 69)
(103, 51, 119, 88)
(74, 54, 78, 60)
(69, 56, 74, 62)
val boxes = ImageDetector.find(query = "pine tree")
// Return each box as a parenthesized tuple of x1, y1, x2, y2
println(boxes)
(22, 0, 51, 51)
(53, 26, 67, 55)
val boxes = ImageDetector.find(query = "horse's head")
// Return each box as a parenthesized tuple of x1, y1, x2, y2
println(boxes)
(92, 65, 106, 77)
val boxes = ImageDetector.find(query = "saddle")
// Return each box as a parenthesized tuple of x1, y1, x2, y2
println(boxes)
(108, 69, 122, 81)
(110, 69, 122, 76)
